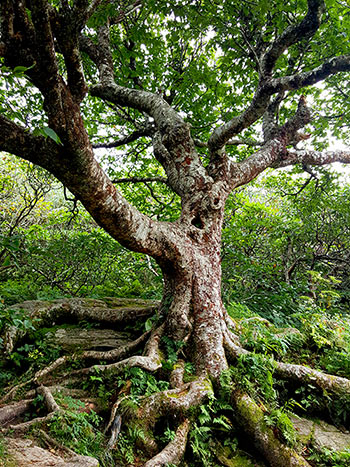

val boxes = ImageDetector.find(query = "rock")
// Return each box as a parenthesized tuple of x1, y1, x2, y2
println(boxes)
(3, 297, 159, 354)
(291, 416, 350, 452)
(4, 438, 99, 467)
(46, 327, 133, 351)
(101, 296, 160, 307)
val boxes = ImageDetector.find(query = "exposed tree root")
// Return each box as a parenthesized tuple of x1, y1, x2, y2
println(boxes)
(38, 428, 77, 456)
(144, 419, 190, 467)
(140, 377, 211, 422)
(106, 414, 122, 450)
(79, 329, 151, 361)
(5, 411, 57, 433)
(0, 399, 33, 425)
(232, 391, 311, 467)
(3, 298, 158, 354)
(34, 357, 70, 383)
(0, 379, 34, 404)
(2, 302, 350, 466)
(4, 385, 60, 433)
(37, 385, 60, 413)
(170, 359, 185, 389)
(223, 328, 350, 396)
(66, 325, 164, 379)
(275, 361, 350, 394)
(32, 330, 151, 385)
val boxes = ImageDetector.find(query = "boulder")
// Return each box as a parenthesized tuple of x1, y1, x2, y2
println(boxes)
(46, 327, 133, 351)
(4, 438, 99, 467)
(291, 415, 350, 452)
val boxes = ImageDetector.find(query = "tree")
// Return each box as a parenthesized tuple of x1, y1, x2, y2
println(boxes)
(1, 1, 350, 465)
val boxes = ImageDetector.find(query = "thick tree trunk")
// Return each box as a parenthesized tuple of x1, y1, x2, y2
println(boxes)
(160, 211, 228, 379)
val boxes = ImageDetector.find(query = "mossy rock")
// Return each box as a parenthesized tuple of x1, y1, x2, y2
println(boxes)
(291, 415, 350, 451)
(45, 327, 133, 351)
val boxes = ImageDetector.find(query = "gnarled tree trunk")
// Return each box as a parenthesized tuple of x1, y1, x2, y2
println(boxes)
(158, 214, 228, 378)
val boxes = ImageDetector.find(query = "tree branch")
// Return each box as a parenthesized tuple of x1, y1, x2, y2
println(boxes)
(266, 54, 350, 95)
(229, 96, 313, 188)
(72, 0, 105, 30)
(261, 0, 325, 76)
(0, 116, 169, 259)
(112, 176, 168, 185)
(194, 138, 263, 148)
(92, 124, 155, 148)
(208, 54, 350, 154)
(273, 148, 350, 168)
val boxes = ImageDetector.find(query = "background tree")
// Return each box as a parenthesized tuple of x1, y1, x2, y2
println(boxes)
(1, 1, 350, 465)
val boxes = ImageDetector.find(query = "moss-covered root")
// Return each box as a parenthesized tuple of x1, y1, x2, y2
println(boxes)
(144, 419, 190, 467)
(233, 392, 311, 467)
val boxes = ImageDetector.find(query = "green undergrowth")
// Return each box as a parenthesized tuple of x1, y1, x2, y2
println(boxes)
(0, 435, 16, 467)
(1, 296, 350, 466)
(227, 301, 350, 378)
(47, 408, 105, 458)
(306, 447, 350, 467)
(227, 301, 350, 430)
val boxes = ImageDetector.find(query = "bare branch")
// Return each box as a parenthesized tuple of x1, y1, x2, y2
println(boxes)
(229, 96, 313, 188)
(194, 138, 263, 148)
(273, 148, 350, 168)
(0, 116, 168, 258)
(208, 54, 350, 154)
(230, 139, 285, 189)
(266, 54, 350, 95)
(92, 124, 155, 148)
(112, 176, 168, 185)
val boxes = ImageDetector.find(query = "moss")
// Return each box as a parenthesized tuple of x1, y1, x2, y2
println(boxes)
(234, 392, 264, 426)
(213, 439, 265, 467)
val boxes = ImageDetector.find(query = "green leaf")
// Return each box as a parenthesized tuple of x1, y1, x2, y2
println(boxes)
(42, 126, 63, 145)
(13, 66, 30, 74)
(145, 318, 153, 331)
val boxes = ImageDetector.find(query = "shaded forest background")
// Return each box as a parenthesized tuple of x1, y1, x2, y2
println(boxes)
(1, 155, 349, 314)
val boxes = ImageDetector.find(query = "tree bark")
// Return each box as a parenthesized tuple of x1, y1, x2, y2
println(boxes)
(158, 205, 228, 379)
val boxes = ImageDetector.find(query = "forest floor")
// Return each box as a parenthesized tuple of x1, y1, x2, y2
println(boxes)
(1, 297, 350, 466)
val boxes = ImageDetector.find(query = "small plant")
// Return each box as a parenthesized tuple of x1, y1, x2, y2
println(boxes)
(47, 409, 104, 459)
(264, 408, 297, 446)
(307, 446, 350, 467)
(229, 354, 277, 404)
(319, 350, 350, 378)
(115, 424, 147, 465)
(115, 366, 169, 399)
(0, 435, 16, 467)
(161, 336, 185, 364)
(0, 301, 37, 339)
(189, 393, 235, 466)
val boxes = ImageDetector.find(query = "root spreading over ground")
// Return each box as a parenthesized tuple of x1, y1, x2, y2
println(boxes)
(1, 298, 350, 467)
